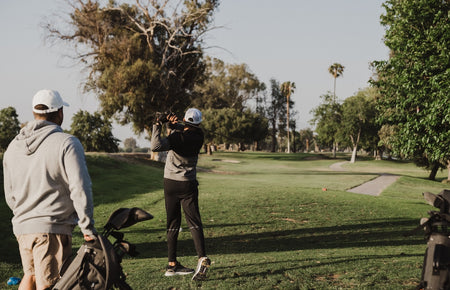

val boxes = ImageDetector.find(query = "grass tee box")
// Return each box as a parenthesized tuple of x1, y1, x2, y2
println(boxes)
(1, 152, 449, 289)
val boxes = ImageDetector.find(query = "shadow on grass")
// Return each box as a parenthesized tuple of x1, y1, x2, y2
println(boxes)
(134, 218, 426, 260)
(208, 253, 424, 281)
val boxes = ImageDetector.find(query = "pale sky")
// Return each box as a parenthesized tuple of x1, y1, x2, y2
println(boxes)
(0, 0, 389, 147)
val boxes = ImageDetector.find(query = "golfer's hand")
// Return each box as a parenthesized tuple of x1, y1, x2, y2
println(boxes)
(168, 114, 178, 124)
(84, 234, 96, 242)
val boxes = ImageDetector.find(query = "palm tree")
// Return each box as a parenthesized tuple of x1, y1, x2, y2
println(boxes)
(280, 81, 296, 153)
(328, 63, 345, 100)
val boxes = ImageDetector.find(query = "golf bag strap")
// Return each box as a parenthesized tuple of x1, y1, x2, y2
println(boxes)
(97, 235, 110, 288)
(76, 249, 91, 285)
(77, 255, 88, 285)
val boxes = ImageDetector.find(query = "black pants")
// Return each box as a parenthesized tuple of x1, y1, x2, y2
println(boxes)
(164, 178, 206, 262)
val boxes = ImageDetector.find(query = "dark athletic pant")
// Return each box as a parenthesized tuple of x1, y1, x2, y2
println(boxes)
(164, 178, 206, 262)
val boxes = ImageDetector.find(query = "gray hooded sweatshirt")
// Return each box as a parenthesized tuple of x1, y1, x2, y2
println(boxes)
(3, 120, 96, 237)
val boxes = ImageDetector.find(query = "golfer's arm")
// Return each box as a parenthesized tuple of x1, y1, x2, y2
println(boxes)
(150, 124, 170, 152)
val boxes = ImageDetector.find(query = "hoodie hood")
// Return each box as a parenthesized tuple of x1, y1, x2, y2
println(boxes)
(15, 120, 63, 155)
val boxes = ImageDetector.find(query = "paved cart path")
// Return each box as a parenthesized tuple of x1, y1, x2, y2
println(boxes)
(330, 161, 400, 196)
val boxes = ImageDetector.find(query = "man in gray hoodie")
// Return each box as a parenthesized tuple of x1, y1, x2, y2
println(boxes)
(3, 89, 97, 290)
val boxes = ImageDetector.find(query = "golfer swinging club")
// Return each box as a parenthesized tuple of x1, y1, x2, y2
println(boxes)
(150, 108, 211, 280)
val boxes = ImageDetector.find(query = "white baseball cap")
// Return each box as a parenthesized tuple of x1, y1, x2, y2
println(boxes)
(32, 89, 69, 114)
(184, 108, 202, 125)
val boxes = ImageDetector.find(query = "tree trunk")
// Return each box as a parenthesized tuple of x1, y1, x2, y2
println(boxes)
(271, 130, 276, 152)
(349, 133, 358, 163)
(428, 162, 440, 181)
(333, 77, 336, 99)
(447, 160, 450, 181)
(286, 94, 290, 154)
(206, 143, 213, 155)
(350, 145, 357, 163)
(375, 148, 383, 160)
(292, 132, 296, 153)
(349, 130, 361, 164)
(332, 141, 336, 159)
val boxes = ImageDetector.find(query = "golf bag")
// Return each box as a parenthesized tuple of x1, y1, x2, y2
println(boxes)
(418, 190, 450, 290)
(53, 207, 153, 290)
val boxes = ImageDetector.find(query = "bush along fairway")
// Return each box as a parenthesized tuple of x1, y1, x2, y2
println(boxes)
(1, 152, 449, 289)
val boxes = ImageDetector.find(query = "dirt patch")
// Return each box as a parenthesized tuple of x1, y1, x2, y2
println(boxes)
(329, 161, 348, 171)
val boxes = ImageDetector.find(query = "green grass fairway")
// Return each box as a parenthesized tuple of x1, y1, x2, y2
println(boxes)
(1, 152, 449, 289)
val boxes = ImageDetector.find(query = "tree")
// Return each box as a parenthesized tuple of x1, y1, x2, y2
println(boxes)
(371, 0, 450, 180)
(192, 57, 265, 111)
(377, 124, 397, 160)
(310, 93, 342, 158)
(46, 0, 219, 134)
(328, 63, 345, 99)
(123, 137, 137, 152)
(69, 110, 119, 152)
(280, 81, 296, 153)
(202, 108, 268, 152)
(340, 88, 378, 163)
(0, 107, 20, 152)
(266, 79, 286, 152)
(299, 128, 314, 152)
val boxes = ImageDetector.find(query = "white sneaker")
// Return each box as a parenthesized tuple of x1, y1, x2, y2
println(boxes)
(192, 257, 211, 280)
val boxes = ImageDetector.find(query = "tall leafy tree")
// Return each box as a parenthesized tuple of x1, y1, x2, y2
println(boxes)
(69, 110, 119, 152)
(202, 108, 268, 151)
(371, 0, 450, 180)
(298, 128, 314, 153)
(280, 81, 296, 153)
(46, 0, 219, 134)
(310, 93, 342, 158)
(328, 63, 345, 99)
(266, 79, 286, 152)
(192, 57, 265, 111)
(340, 88, 378, 163)
(123, 137, 137, 152)
(377, 124, 397, 160)
(0, 107, 20, 152)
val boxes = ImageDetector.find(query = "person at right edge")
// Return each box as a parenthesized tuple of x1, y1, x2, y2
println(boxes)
(150, 108, 211, 280)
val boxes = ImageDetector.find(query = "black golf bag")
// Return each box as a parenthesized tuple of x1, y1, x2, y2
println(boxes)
(53, 207, 153, 290)
(418, 190, 450, 290)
